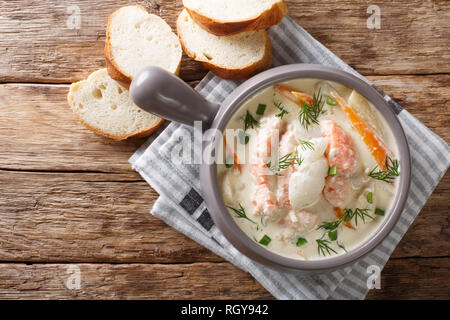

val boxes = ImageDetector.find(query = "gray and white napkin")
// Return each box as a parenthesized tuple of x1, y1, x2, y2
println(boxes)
(129, 17, 450, 299)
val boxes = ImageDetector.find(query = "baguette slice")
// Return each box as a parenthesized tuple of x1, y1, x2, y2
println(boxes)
(183, 0, 287, 36)
(67, 69, 164, 140)
(105, 5, 182, 86)
(177, 9, 272, 80)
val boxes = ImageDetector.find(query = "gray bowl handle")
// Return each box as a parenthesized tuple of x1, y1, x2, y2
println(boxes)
(130, 66, 220, 127)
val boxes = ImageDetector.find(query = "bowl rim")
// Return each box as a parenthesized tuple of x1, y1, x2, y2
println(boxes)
(200, 64, 411, 272)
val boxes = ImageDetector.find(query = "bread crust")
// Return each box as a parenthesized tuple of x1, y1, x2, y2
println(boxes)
(184, 1, 288, 36)
(104, 6, 134, 86)
(177, 16, 273, 80)
(104, 5, 181, 87)
(67, 71, 165, 141)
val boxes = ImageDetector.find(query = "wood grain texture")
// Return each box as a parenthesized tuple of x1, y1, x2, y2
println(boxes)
(0, 262, 273, 299)
(0, 258, 447, 299)
(0, 0, 449, 84)
(0, 81, 192, 173)
(0, 170, 220, 263)
(366, 257, 450, 300)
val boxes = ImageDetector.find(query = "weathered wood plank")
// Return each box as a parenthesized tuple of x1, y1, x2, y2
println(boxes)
(0, 75, 447, 173)
(0, 170, 447, 262)
(0, 170, 221, 263)
(0, 81, 196, 173)
(390, 171, 449, 259)
(0, 0, 448, 83)
(288, 0, 450, 76)
(0, 262, 273, 299)
(0, 258, 447, 299)
(366, 75, 450, 142)
(366, 257, 450, 299)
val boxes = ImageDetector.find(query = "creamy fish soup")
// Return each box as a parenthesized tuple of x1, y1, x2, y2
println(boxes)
(217, 79, 400, 260)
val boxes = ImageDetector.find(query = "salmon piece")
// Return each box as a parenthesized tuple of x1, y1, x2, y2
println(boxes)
(331, 93, 390, 170)
(280, 211, 319, 232)
(320, 119, 359, 175)
(276, 124, 298, 209)
(250, 117, 281, 216)
(323, 175, 351, 208)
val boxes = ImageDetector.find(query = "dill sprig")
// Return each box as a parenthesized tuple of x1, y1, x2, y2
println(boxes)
(294, 154, 304, 167)
(316, 207, 373, 256)
(318, 219, 343, 232)
(266, 151, 304, 175)
(274, 101, 289, 119)
(344, 208, 374, 226)
(298, 89, 326, 129)
(316, 239, 337, 256)
(277, 153, 296, 170)
(368, 156, 400, 183)
(226, 204, 256, 224)
(298, 139, 315, 151)
(318, 207, 374, 232)
(244, 111, 259, 131)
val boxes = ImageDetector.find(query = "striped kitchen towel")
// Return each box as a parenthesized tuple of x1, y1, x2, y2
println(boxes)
(129, 16, 450, 299)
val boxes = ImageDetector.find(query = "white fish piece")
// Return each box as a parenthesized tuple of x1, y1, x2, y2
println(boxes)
(297, 137, 328, 164)
(298, 158, 329, 178)
(289, 158, 328, 209)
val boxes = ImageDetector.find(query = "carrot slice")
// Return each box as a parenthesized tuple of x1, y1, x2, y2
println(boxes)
(334, 207, 355, 230)
(223, 136, 241, 172)
(274, 84, 314, 105)
(233, 153, 242, 172)
(292, 91, 314, 103)
(331, 93, 389, 170)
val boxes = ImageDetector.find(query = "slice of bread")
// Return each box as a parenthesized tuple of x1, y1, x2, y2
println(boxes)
(183, 0, 287, 36)
(105, 5, 182, 86)
(177, 9, 272, 80)
(67, 69, 164, 140)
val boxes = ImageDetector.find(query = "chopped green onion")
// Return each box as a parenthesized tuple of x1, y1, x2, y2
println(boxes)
(328, 230, 338, 241)
(259, 235, 271, 246)
(375, 208, 385, 216)
(366, 192, 373, 204)
(225, 155, 233, 168)
(238, 130, 250, 145)
(256, 103, 267, 115)
(328, 165, 338, 176)
(326, 97, 337, 106)
(296, 237, 307, 247)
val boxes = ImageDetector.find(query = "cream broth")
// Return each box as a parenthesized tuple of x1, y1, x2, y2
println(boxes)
(217, 79, 400, 261)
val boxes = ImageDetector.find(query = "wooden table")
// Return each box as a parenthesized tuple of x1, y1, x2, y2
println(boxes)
(0, 0, 448, 300)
